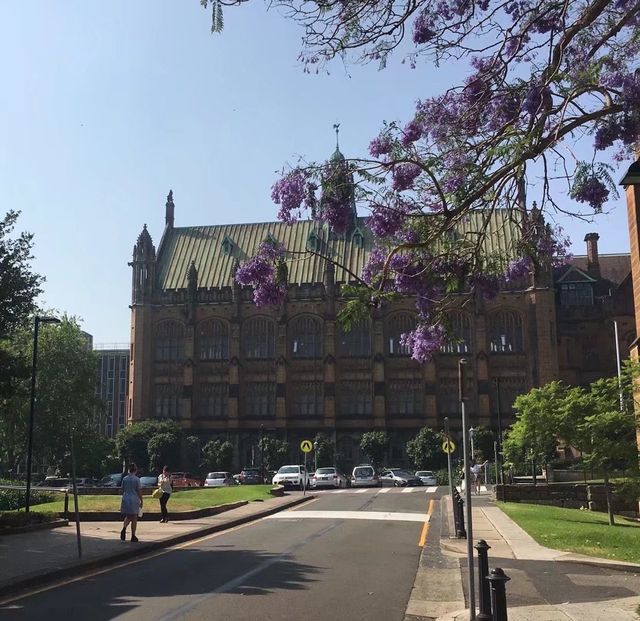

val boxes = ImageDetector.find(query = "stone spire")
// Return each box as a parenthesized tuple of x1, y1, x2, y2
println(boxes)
(165, 190, 175, 228)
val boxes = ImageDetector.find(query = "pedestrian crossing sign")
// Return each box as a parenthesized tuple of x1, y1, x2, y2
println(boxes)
(442, 439, 456, 454)
(300, 440, 313, 453)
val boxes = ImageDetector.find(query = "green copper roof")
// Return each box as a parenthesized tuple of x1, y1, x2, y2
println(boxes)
(156, 210, 521, 291)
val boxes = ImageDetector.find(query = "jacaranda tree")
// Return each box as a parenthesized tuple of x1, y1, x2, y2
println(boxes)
(203, 0, 640, 361)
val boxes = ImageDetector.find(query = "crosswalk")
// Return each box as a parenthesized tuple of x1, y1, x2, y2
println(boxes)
(456, 485, 487, 493)
(312, 486, 439, 495)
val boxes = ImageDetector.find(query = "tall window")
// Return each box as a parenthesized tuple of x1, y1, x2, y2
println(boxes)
(155, 321, 185, 362)
(437, 378, 459, 417)
(337, 381, 372, 417)
(290, 315, 323, 358)
(491, 376, 527, 422)
(386, 313, 414, 356)
(243, 317, 276, 359)
(560, 283, 594, 307)
(338, 319, 371, 357)
(243, 382, 276, 418)
(199, 320, 229, 361)
(154, 382, 182, 418)
(197, 383, 228, 418)
(488, 311, 523, 353)
(441, 312, 472, 354)
(290, 381, 324, 417)
(387, 379, 423, 416)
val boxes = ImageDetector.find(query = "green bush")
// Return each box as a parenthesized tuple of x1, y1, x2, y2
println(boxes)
(436, 468, 460, 486)
(0, 511, 58, 528)
(0, 479, 56, 511)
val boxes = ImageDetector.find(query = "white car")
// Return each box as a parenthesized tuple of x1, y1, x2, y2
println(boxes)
(310, 467, 347, 489)
(272, 465, 310, 490)
(204, 472, 238, 487)
(415, 470, 438, 486)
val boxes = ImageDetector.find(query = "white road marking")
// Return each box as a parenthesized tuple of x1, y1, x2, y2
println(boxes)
(456, 485, 487, 492)
(377, 487, 392, 494)
(355, 488, 370, 494)
(267, 510, 430, 523)
(402, 487, 414, 493)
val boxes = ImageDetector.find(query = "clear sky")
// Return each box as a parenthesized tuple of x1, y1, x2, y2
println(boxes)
(0, 2, 632, 345)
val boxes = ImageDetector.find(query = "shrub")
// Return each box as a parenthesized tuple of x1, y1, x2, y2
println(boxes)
(0, 511, 59, 529)
(0, 479, 57, 511)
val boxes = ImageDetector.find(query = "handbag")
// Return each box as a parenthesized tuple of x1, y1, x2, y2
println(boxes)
(138, 506, 144, 518)
(152, 488, 162, 499)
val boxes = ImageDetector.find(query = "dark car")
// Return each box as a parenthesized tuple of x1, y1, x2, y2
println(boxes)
(139, 476, 158, 488)
(99, 473, 124, 488)
(238, 468, 262, 485)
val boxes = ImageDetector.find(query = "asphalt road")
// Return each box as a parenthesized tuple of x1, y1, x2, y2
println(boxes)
(0, 486, 444, 621)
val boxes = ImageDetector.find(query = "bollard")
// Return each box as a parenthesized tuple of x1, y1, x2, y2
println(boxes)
(456, 495, 466, 539)
(474, 540, 492, 621)
(487, 568, 510, 621)
(64, 492, 69, 520)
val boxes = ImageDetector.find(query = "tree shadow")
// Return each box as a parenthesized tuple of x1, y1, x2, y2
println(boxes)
(0, 543, 322, 621)
(461, 555, 640, 609)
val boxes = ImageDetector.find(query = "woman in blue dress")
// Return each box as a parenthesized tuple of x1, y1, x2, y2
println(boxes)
(120, 463, 143, 542)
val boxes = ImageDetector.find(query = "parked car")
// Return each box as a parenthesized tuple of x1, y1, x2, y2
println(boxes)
(170, 472, 202, 487)
(415, 470, 438, 486)
(204, 472, 238, 487)
(139, 475, 158, 488)
(350, 465, 380, 488)
(36, 477, 71, 488)
(272, 465, 310, 489)
(237, 468, 262, 485)
(99, 473, 124, 488)
(380, 469, 423, 487)
(310, 467, 348, 489)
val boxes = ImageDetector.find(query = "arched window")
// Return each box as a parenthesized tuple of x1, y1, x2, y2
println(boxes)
(290, 315, 323, 358)
(338, 319, 371, 357)
(243, 317, 276, 359)
(154, 321, 185, 362)
(441, 312, 472, 354)
(386, 313, 415, 356)
(489, 311, 523, 353)
(199, 320, 229, 361)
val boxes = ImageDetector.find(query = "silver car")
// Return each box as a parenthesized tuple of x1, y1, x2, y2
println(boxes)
(204, 472, 238, 487)
(311, 467, 347, 489)
(350, 465, 380, 488)
(415, 470, 438, 486)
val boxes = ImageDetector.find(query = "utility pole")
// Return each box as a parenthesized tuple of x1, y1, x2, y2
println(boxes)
(459, 358, 476, 620)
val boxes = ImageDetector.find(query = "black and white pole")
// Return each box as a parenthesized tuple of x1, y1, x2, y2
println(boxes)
(459, 358, 476, 620)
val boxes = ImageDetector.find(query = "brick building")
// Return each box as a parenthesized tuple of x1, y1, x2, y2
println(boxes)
(127, 185, 625, 470)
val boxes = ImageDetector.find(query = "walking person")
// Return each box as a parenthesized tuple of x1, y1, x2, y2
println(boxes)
(120, 463, 143, 542)
(471, 460, 488, 495)
(157, 466, 173, 523)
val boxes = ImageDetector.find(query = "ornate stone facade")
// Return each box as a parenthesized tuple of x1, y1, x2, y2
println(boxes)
(127, 193, 632, 469)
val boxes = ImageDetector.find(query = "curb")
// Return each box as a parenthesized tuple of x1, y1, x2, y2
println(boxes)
(0, 519, 69, 536)
(0, 495, 314, 601)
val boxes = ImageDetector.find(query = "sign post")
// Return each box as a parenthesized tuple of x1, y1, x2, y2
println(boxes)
(300, 440, 313, 496)
(443, 417, 455, 534)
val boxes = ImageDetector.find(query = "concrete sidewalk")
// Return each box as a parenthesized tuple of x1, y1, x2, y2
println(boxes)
(437, 495, 640, 621)
(0, 494, 312, 599)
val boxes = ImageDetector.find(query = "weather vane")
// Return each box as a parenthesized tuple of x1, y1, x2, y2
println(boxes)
(333, 123, 340, 149)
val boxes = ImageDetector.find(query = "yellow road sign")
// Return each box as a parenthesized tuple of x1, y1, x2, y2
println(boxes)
(442, 439, 456, 454)
(300, 440, 313, 453)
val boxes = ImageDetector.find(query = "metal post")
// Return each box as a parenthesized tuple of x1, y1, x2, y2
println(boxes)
(303, 451, 307, 496)
(475, 540, 492, 621)
(69, 430, 82, 558)
(459, 358, 476, 620)
(444, 417, 455, 531)
(494, 442, 499, 488)
(314, 440, 318, 473)
(469, 427, 475, 461)
(613, 320, 624, 410)
(259, 425, 264, 483)
(494, 377, 504, 485)
(457, 492, 467, 539)
(25, 317, 40, 513)
(487, 568, 510, 621)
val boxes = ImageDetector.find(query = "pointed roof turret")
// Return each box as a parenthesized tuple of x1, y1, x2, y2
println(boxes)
(165, 190, 175, 228)
(133, 224, 156, 261)
(331, 123, 345, 162)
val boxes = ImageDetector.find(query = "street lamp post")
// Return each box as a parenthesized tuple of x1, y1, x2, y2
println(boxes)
(25, 315, 61, 513)
(313, 441, 318, 473)
(459, 358, 476, 620)
(469, 426, 475, 461)
(494, 377, 504, 485)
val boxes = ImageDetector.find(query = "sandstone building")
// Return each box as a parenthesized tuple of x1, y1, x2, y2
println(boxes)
(127, 190, 634, 469)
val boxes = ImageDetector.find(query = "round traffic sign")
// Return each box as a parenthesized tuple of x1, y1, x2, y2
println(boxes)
(300, 440, 313, 453)
(442, 439, 456, 454)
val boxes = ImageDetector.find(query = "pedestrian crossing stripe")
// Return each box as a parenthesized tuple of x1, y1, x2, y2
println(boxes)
(456, 485, 487, 492)
(313, 486, 439, 495)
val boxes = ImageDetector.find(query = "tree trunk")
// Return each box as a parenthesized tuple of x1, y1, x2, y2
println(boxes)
(603, 469, 615, 526)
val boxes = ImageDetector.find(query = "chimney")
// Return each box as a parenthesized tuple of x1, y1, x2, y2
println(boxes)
(584, 232, 600, 277)
(165, 190, 175, 228)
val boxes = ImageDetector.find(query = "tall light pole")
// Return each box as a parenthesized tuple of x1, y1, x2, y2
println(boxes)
(469, 426, 475, 461)
(25, 315, 61, 513)
(459, 358, 476, 620)
(494, 377, 504, 485)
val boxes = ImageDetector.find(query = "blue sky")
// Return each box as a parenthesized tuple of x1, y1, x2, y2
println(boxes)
(0, 2, 632, 344)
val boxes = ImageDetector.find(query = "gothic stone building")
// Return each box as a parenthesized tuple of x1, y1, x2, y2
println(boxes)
(127, 194, 633, 470)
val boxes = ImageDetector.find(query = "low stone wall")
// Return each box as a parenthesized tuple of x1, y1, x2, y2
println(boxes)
(495, 483, 638, 516)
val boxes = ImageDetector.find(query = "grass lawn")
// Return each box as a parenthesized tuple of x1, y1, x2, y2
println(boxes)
(499, 502, 640, 565)
(28, 485, 275, 513)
